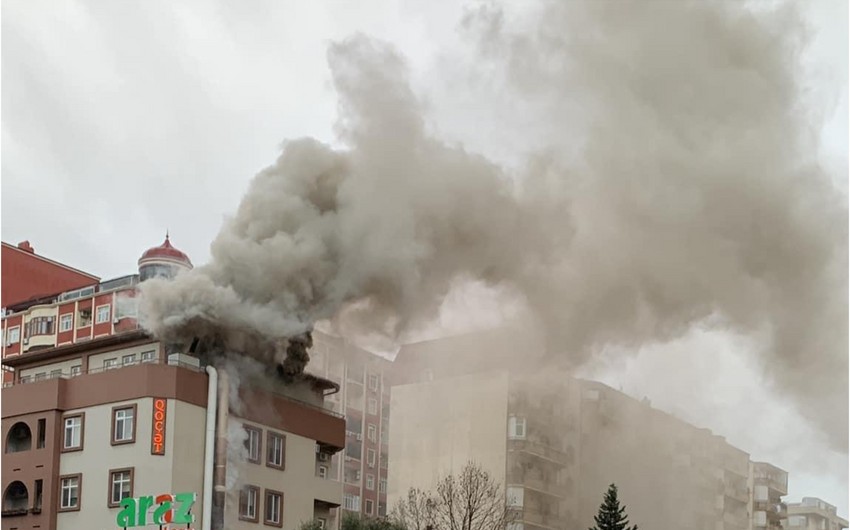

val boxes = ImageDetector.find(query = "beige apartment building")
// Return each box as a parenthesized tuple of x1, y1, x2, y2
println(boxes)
(2, 331, 345, 530)
(387, 330, 794, 530)
(785, 498, 849, 530)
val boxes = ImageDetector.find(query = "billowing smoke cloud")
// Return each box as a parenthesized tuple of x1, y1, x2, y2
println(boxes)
(139, 1, 846, 449)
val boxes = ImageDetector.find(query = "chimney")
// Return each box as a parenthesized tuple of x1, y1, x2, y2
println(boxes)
(17, 241, 34, 253)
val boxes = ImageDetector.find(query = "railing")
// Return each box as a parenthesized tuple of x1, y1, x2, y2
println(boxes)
(508, 439, 570, 465)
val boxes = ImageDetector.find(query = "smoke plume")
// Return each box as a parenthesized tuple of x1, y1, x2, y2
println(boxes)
(138, 1, 847, 449)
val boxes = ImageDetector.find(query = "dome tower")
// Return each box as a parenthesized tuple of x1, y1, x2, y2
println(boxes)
(138, 232, 193, 281)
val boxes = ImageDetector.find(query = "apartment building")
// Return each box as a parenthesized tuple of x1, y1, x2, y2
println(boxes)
(1, 330, 346, 530)
(306, 332, 391, 519)
(2, 236, 346, 530)
(387, 330, 788, 530)
(785, 498, 849, 530)
(750, 462, 788, 530)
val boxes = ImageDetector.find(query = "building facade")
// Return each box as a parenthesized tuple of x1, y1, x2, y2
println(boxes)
(2, 237, 346, 530)
(307, 332, 392, 520)
(785, 498, 849, 530)
(387, 331, 794, 530)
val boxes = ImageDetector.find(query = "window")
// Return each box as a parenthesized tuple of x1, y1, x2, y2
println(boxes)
(95, 305, 111, 324)
(27, 317, 55, 336)
(111, 405, 136, 445)
(103, 358, 118, 371)
(506, 486, 524, 507)
(37, 419, 46, 449)
(244, 425, 261, 464)
(367, 398, 378, 415)
(140, 350, 156, 363)
(70, 365, 81, 377)
(343, 494, 360, 512)
(122, 354, 136, 367)
(7, 326, 20, 344)
(366, 474, 375, 490)
(380, 452, 388, 469)
(264, 490, 283, 527)
(368, 374, 379, 391)
(108, 468, 134, 507)
(380, 479, 387, 493)
(50, 369, 62, 379)
(267, 432, 286, 469)
(34, 479, 43, 512)
(35, 372, 46, 381)
(59, 314, 73, 332)
(508, 416, 526, 440)
(77, 309, 92, 328)
(367, 449, 376, 467)
(59, 474, 81, 511)
(239, 485, 260, 522)
(63, 414, 83, 451)
(317, 518, 327, 529)
(20, 375, 32, 384)
(365, 499, 374, 515)
(367, 424, 377, 442)
(318, 465, 328, 479)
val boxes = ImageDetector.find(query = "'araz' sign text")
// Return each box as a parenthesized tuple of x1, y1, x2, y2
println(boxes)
(116, 492, 196, 528)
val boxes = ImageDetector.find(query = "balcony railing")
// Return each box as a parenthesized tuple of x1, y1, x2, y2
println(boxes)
(508, 439, 570, 465)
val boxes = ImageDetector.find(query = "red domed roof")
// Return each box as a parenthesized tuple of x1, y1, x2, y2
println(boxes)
(138, 233, 193, 268)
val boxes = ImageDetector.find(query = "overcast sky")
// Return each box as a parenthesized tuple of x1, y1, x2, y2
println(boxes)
(2, 0, 847, 516)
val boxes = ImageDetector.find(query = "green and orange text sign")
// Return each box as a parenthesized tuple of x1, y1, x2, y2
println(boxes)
(117, 492, 196, 528)
(151, 398, 167, 455)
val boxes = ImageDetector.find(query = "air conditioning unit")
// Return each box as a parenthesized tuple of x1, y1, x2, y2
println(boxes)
(356, 434, 362, 441)
(113, 317, 120, 325)
(23, 338, 29, 345)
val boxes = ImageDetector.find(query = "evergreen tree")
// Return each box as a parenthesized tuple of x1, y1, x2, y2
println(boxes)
(588, 484, 638, 530)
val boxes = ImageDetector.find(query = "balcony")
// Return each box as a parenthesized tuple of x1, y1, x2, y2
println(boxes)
(518, 506, 565, 529)
(723, 482, 749, 503)
(508, 439, 571, 466)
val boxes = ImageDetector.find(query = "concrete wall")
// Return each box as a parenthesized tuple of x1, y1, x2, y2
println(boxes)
(57, 397, 206, 529)
(225, 416, 343, 530)
(387, 371, 510, 511)
(89, 342, 161, 370)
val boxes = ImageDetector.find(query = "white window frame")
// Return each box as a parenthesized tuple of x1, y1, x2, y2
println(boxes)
(365, 499, 374, 515)
(103, 358, 118, 371)
(59, 314, 73, 332)
(140, 350, 156, 363)
(265, 491, 282, 525)
(245, 426, 261, 462)
(60, 476, 80, 509)
(380, 478, 387, 493)
(508, 416, 527, 440)
(318, 465, 328, 479)
(368, 398, 378, 415)
(7, 326, 19, 344)
(50, 369, 62, 379)
(110, 470, 132, 504)
(318, 518, 327, 529)
(122, 354, 136, 367)
(268, 433, 284, 467)
(343, 494, 360, 512)
(368, 374, 379, 390)
(366, 474, 375, 490)
(64, 416, 82, 449)
(70, 365, 82, 377)
(95, 304, 111, 324)
(507, 486, 524, 507)
(113, 408, 134, 442)
(241, 486, 258, 520)
(367, 449, 376, 467)
(367, 424, 377, 442)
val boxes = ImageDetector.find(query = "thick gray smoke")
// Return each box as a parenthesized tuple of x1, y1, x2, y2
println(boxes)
(138, 1, 847, 449)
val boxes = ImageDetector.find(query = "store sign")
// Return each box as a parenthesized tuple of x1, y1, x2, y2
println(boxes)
(116, 492, 196, 528)
(151, 398, 167, 455)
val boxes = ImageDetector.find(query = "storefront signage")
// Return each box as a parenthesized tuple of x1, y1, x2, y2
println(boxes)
(116, 492, 196, 528)
(151, 398, 166, 455)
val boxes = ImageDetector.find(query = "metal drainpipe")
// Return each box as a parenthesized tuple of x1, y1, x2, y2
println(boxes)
(202, 366, 218, 530)
(212, 369, 229, 530)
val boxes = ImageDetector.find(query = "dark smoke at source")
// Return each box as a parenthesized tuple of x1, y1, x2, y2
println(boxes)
(138, 1, 847, 450)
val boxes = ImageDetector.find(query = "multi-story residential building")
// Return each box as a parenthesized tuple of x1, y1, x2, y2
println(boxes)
(387, 330, 787, 530)
(750, 462, 788, 530)
(307, 332, 392, 519)
(2, 237, 346, 530)
(785, 498, 849, 530)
